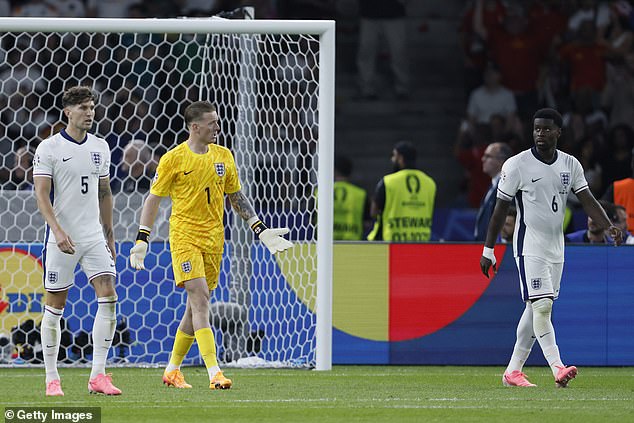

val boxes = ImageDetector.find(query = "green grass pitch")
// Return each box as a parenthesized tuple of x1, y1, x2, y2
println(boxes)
(1, 366, 633, 422)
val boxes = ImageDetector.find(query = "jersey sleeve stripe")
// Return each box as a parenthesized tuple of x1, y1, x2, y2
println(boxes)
(571, 185, 589, 194)
(33, 173, 52, 178)
(497, 188, 513, 201)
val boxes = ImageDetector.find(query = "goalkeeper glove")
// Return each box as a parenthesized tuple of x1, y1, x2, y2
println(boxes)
(130, 241, 148, 270)
(130, 227, 150, 270)
(250, 220, 294, 254)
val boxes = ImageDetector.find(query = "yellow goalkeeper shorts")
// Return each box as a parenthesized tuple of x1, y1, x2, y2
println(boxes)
(171, 246, 221, 290)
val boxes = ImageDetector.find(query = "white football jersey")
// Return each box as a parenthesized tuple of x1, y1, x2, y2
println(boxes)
(497, 147, 588, 262)
(33, 130, 111, 244)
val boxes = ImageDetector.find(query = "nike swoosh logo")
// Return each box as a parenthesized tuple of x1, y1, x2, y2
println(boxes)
(62, 157, 72, 162)
(105, 338, 112, 342)
(46, 344, 55, 348)
(539, 332, 551, 339)
(184, 170, 194, 175)
(531, 177, 543, 183)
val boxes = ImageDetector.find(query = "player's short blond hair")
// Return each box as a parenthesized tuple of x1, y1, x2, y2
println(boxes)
(184, 101, 216, 127)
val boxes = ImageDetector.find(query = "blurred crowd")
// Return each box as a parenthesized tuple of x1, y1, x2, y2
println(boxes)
(1, 0, 633, 242)
(456, 0, 634, 209)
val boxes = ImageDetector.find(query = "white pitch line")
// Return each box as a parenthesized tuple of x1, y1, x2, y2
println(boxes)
(4, 396, 632, 409)
(5, 403, 631, 411)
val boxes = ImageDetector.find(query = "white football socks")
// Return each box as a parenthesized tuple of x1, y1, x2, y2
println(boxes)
(207, 365, 221, 380)
(506, 302, 536, 373)
(42, 306, 64, 384)
(532, 298, 564, 377)
(90, 296, 117, 380)
(165, 362, 179, 373)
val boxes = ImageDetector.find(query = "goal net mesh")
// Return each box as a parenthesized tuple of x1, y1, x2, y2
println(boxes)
(0, 25, 319, 368)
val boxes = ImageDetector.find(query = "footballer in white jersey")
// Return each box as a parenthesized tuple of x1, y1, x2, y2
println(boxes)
(33, 130, 112, 245)
(33, 86, 121, 396)
(479, 108, 622, 390)
(496, 147, 587, 263)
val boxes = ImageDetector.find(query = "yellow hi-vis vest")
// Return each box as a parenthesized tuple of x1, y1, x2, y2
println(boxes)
(368, 169, 436, 241)
(333, 180, 367, 240)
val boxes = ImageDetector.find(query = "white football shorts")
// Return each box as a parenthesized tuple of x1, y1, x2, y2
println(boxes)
(43, 238, 116, 292)
(515, 255, 563, 302)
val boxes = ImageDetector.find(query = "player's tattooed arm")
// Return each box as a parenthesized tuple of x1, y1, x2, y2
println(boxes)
(98, 177, 115, 248)
(227, 190, 257, 221)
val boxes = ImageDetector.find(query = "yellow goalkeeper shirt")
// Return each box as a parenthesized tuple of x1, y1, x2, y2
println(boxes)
(150, 141, 241, 253)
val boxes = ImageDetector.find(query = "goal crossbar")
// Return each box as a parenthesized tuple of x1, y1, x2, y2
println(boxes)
(0, 17, 335, 35)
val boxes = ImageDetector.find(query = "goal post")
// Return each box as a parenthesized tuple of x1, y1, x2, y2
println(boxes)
(0, 17, 334, 370)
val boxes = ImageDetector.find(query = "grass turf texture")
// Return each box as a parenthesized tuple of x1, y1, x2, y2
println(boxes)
(1, 366, 633, 422)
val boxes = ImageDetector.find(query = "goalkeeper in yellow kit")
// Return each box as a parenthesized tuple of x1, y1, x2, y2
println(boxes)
(129, 101, 293, 390)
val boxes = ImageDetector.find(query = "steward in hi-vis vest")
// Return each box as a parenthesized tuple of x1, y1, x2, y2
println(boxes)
(333, 180, 368, 240)
(368, 141, 437, 241)
(316, 155, 371, 240)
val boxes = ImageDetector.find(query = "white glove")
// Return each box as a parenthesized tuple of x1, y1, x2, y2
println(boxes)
(482, 246, 496, 267)
(259, 227, 294, 254)
(130, 240, 148, 270)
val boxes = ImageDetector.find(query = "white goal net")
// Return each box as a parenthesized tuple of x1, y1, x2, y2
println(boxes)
(0, 17, 334, 370)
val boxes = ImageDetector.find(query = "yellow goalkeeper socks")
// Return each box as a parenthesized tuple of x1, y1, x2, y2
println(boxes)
(194, 328, 219, 371)
(166, 329, 195, 372)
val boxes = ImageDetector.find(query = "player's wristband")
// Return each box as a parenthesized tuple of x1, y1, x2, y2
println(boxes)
(250, 220, 268, 237)
(247, 216, 268, 236)
(136, 225, 152, 243)
(482, 246, 495, 260)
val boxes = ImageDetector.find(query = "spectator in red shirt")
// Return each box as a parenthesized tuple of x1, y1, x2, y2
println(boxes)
(528, 0, 568, 48)
(474, 1, 545, 122)
(559, 19, 608, 96)
(454, 122, 493, 208)
(458, 0, 507, 99)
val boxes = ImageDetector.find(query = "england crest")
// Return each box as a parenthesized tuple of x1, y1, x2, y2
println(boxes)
(48, 271, 59, 285)
(531, 278, 542, 290)
(181, 261, 192, 273)
(91, 152, 102, 167)
(560, 172, 570, 187)
(214, 162, 225, 177)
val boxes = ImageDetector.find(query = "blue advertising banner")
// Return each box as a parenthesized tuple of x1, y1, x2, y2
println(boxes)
(2, 243, 632, 366)
(333, 245, 634, 366)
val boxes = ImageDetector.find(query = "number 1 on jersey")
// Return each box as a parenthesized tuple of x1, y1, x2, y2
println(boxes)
(205, 187, 210, 204)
